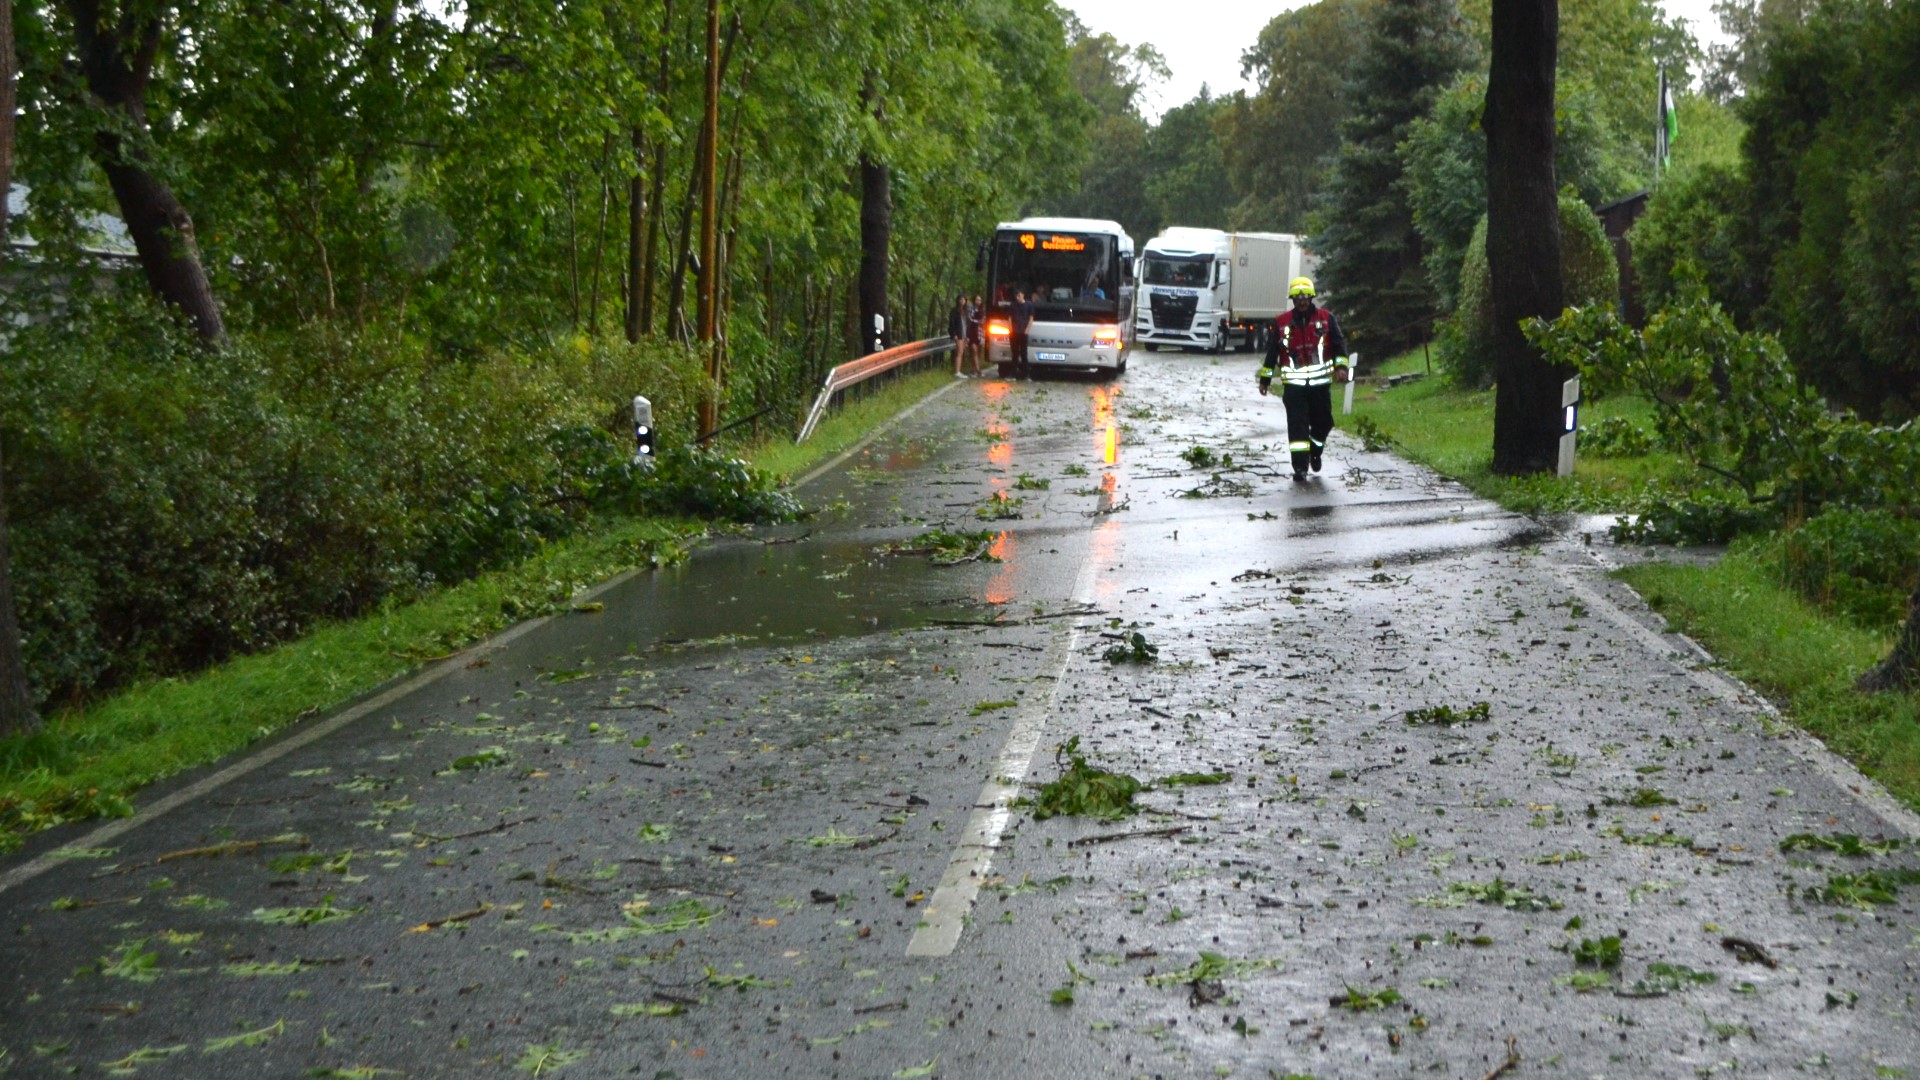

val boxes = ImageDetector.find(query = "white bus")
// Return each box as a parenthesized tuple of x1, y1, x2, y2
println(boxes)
(979, 217, 1134, 378)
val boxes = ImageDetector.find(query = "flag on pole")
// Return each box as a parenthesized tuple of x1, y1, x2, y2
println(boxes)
(1656, 68, 1677, 172)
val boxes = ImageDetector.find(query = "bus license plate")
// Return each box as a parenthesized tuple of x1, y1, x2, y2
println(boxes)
(1036, 352, 1066, 361)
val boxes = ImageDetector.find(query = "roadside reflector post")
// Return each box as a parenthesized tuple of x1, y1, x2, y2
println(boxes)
(1342, 351, 1359, 415)
(632, 395, 655, 467)
(1556, 375, 1580, 477)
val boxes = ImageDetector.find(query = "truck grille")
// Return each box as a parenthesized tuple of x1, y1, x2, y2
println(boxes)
(1149, 293, 1197, 331)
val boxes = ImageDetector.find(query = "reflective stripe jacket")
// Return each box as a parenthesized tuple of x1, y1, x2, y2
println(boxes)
(1263, 305, 1349, 387)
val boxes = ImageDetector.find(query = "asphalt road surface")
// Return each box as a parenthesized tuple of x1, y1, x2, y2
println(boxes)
(3, 352, 1918, 1079)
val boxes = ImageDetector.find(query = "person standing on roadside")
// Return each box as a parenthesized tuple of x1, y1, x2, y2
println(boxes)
(949, 293, 972, 377)
(1010, 288, 1034, 379)
(966, 294, 986, 375)
(1258, 276, 1351, 480)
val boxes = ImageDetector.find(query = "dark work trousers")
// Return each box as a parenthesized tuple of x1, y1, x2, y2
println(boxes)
(1281, 381, 1334, 474)
(1010, 332, 1029, 377)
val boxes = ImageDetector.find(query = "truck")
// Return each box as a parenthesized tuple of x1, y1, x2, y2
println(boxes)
(1133, 228, 1315, 353)
(979, 216, 1135, 378)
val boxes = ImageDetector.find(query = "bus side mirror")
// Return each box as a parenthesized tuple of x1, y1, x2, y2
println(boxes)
(1121, 256, 1134, 282)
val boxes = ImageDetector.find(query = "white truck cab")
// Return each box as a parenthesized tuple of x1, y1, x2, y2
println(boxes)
(1134, 227, 1232, 353)
(1135, 228, 1315, 353)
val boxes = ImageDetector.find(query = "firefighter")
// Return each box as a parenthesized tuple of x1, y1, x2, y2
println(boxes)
(1258, 276, 1351, 480)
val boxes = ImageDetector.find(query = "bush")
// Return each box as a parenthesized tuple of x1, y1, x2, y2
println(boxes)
(638, 446, 804, 524)
(0, 298, 716, 707)
(1780, 509, 1920, 631)
(1437, 189, 1620, 389)
(1629, 161, 1750, 319)
(1577, 416, 1656, 458)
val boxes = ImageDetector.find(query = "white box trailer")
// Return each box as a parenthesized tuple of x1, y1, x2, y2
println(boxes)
(1134, 227, 1317, 353)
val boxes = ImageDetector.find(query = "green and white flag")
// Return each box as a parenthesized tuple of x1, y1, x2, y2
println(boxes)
(1657, 68, 1677, 171)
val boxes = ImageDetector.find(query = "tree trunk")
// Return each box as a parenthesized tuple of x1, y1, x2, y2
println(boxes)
(1485, 0, 1567, 476)
(626, 127, 647, 343)
(1857, 572, 1920, 693)
(857, 79, 891, 356)
(694, 0, 721, 437)
(636, 0, 676, 341)
(0, 0, 41, 737)
(65, 0, 225, 346)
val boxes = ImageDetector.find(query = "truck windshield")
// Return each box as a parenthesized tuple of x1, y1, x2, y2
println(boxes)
(989, 230, 1117, 314)
(1141, 255, 1210, 288)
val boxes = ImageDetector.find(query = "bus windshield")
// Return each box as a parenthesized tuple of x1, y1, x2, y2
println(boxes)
(989, 230, 1118, 314)
(1141, 255, 1211, 288)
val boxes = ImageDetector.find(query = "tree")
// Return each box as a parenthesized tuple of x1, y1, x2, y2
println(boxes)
(1312, 0, 1475, 354)
(0, 0, 43, 736)
(1735, 0, 1920, 418)
(1858, 575, 1920, 693)
(1485, 0, 1567, 475)
(1051, 13, 1164, 240)
(1216, 0, 1371, 232)
(61, 0, 225, 344)
(1142, 88, 1233, 230)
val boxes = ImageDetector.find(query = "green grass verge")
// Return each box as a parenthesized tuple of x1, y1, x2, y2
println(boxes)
(1352, 350, 1920, 811)
(1352, 351, 1707, 516)
(743, 367, 953, 481)
(0, 366, 958, 852)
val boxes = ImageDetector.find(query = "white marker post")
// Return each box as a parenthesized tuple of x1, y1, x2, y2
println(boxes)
(1556, 375, 1580, 477)
(1342, 351, 1359, 415)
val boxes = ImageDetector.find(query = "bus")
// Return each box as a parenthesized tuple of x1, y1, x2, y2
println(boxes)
(980, 217, 1134, 378)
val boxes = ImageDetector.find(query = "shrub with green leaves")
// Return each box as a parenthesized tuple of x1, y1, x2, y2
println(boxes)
(1437, 190, 1620, 389)
(1780, 509, 1920, 631)
(0, 297, 715, 706)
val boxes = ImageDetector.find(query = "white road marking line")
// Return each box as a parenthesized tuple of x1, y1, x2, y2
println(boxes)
(907, 546, 1100, 958)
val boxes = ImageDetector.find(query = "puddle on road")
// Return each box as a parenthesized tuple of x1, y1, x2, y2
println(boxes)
(559, 536, 994, 655)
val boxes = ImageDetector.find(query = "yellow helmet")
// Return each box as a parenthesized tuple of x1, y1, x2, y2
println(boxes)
(1288, 276, 1316, 298)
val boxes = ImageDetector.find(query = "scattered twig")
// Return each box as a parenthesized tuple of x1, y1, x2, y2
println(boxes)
(408, 904, 494, 932)
(1720, 936, 1779, 968)
(928, 617, 1004, 628)
(850, 828, 901, 850)
(1067, 826, 1189, 848)
(417, 816, 538, 845)
(854, 1000, 908, 1015)
(628, 758, 668, 768)
(981, 642, 1046, 652)
(153, 835, 310, 865)
(1141, 706, 1175, 720)
(1479, 1035, 1520, 1080)
(759, 531, 812, 546)
(1020, 606, 1103, 622)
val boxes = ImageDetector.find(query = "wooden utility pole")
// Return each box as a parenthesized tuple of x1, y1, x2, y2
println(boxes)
(695, 0, 721, 437)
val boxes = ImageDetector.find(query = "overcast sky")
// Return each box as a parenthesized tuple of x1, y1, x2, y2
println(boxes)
(1058, 0, 1733, 122)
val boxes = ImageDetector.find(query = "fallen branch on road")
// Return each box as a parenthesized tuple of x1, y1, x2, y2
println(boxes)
(1067, 826, 1188, 848)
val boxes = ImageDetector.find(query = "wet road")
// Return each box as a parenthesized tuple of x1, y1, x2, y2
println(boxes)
(3, 352, 1919, 1078)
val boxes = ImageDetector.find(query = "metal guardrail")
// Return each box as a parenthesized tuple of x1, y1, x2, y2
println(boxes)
(795, 337, 955, 443)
